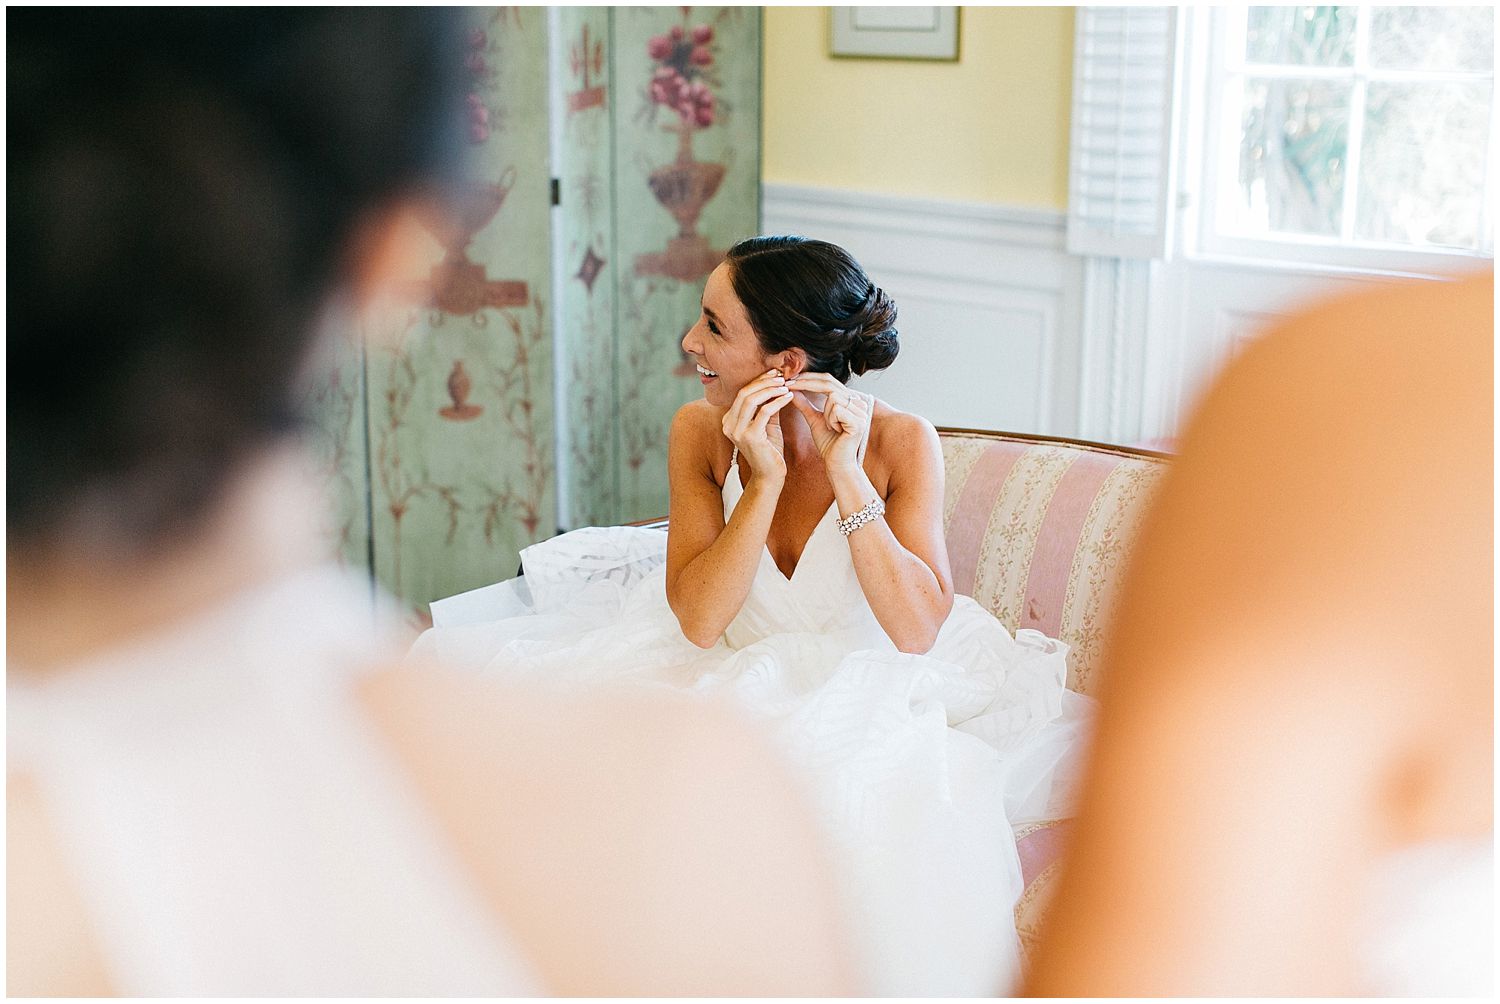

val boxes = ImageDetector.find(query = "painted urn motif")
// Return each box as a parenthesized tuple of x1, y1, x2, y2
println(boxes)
(439, 359, 484, 421)
(634, 18, 726, 282)
(425, 170, 530, 316)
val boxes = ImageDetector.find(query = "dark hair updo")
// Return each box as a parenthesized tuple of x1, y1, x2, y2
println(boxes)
(724, 236, 898, 384)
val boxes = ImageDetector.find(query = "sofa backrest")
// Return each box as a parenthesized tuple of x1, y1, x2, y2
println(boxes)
(938, 429, 1170, 696)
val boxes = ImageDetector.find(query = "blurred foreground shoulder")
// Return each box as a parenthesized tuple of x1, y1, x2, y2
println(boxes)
(359, 664, 856, 996)
(1023, 272, 1492, 995)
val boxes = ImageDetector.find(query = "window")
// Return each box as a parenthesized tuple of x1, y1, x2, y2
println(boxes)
(1195, 5, 1495, 271)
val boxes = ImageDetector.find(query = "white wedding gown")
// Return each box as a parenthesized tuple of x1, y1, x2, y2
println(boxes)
(412, 394, 1096, 995)
(412, 393, 1493, 996)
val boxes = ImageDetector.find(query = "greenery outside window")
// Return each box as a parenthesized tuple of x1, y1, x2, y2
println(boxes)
(1194, 5, 1495, 272)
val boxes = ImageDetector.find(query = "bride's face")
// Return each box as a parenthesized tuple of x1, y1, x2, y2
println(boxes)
(681, 263, 777, 408)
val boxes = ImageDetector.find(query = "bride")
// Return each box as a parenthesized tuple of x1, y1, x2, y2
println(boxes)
(413, 236, 1093, 994)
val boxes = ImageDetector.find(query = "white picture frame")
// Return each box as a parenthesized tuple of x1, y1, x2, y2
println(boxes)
(829, 6, 961, 61)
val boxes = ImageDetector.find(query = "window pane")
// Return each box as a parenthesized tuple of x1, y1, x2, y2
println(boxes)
(1246, 6, 1356, 66)
(1369, 7, 1495, 72)
(1357, 81, 1491, 249)
(1235, 78, 1350, 237)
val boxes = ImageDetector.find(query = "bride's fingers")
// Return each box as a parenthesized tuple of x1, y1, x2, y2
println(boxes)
(826, 400, 857, 436)
(726, 375, 781, 419)
(787, 389, 822, 424)
(826, 398, 857, 434)
(786, 372, 841, 396)
(731, 385, 792, 442)
(749, 390, 794, 440)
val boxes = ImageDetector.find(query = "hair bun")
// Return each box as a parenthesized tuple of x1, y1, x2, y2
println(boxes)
(724, 236, 898, 384)
(845, 285, 899, 375)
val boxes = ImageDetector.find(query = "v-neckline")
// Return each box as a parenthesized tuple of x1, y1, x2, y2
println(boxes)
(726, 388, 869, 585)
(765, 500, 837, 584)
(728, 460, 836, 584)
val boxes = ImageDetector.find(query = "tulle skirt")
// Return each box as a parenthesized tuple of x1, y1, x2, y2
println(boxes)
(410, 526, 1095, 995)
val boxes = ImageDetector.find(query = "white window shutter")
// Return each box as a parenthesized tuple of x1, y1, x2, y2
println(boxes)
(1067, 6, 1180, 259)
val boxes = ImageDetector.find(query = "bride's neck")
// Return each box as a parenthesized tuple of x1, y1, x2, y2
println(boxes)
(775, 407, 820, 463)
(7, 447, 323, 675)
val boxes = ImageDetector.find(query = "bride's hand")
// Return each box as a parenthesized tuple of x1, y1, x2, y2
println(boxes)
(787, 372, 868, 471)
(723, 369, 794, 484)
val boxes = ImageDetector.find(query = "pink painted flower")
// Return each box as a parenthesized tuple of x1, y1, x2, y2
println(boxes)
(650, 67, 693, 110)
(670, 24, 684, 42)
(692, 24, 714, 45)
(647, 33, 672, 60)
(690, 44, 712, 66)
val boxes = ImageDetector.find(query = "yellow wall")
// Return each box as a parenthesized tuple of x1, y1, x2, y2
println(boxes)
(762, 6, 1074, 209)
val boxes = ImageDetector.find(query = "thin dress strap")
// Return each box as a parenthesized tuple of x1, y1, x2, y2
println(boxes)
(856, 391, 875, 465)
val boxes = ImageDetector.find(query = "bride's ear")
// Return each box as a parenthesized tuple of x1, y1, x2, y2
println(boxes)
(776, 348, 808, 379)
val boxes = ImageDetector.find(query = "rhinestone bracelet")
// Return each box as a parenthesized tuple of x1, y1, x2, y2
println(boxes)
(836, 497, 886, 537)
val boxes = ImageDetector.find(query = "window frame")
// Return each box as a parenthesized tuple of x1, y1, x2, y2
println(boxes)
(1185, 4, 1495, 276)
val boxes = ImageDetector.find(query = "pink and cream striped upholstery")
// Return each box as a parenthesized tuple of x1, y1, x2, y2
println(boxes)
(1013, 818, 1074, 964)
(939, 430, 1170, 697)
(936, 430, 1171, 969)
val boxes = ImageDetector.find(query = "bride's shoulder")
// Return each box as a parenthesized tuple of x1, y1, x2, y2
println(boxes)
(669, 400, 730, 473)
(670, 398, 723, 441)
(867, 398, 940, 459)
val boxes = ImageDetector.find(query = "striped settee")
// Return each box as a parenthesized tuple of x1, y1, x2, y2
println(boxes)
(937, 428, 1170, 963)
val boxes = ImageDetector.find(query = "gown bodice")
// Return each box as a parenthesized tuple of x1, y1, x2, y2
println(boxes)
(720, 390, 888, 649)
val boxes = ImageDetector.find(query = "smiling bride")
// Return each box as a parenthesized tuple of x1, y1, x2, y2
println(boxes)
(411, 235, 1094, 994)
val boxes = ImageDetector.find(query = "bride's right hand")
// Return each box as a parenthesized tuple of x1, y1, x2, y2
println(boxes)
(723, 369, 794, 484)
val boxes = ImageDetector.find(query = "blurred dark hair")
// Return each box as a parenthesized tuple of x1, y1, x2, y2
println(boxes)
(7, 9, 466, 552)
(724, 235, 898, 384)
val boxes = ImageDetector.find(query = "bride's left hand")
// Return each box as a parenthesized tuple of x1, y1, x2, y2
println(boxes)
(787, 372, 869, 470)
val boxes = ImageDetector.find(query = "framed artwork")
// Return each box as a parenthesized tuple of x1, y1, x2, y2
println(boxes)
(829, 6, 961, 61)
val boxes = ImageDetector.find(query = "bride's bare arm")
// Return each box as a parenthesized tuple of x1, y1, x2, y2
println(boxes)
(665, 386, 789, 647)
(361, 667, 857, 995)
(834, 410, 953, 653)
(787, 380, 952, 655)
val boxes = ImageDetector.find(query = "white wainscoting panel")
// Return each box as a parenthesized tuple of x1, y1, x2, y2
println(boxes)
(762, 183, 1085, 437)
(1155, 258, 1397, 430)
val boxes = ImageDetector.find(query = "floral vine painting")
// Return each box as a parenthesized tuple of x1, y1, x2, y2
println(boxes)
(364, 6, 555, 627)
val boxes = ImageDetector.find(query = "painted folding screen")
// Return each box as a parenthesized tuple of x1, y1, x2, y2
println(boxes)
(306, 7, 761, 625)
(554, 6, 763, 527)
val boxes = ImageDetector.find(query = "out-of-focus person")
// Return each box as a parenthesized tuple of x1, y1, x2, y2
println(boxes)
(1023, 272, 1493, 995)
(5, 10, 853, 996)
